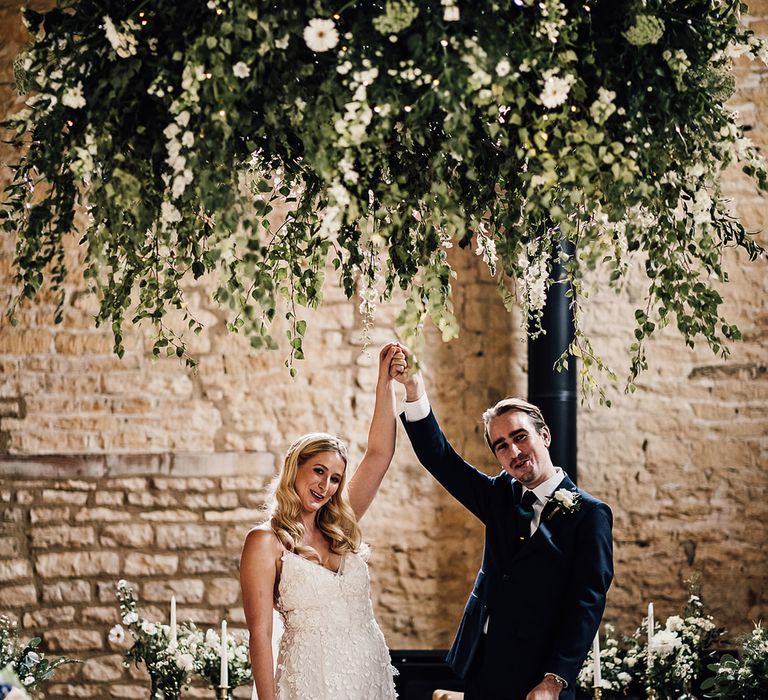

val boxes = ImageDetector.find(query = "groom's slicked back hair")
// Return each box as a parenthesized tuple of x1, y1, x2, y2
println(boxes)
(482, 397, 548, 450)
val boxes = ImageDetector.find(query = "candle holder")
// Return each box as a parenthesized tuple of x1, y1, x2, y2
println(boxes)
(646, 686, 656, 700)
(217, 686, 231, 700)
(592, 687, 602, 700)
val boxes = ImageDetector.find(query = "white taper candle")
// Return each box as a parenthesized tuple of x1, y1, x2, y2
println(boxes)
(593, 630, 601, 688)
(220, 620, 228, 687)
(170, 596, 177, 645)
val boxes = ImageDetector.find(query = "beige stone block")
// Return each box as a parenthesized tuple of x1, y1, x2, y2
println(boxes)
(43, 629, 105, 653)
(183, 492, 239, 509)
(100, 523, 154, 548)
(81, 654, 125, 681)
(54, 332, 114, 355)
(102, 478, 149, 491)
(180, 553, 238, 575)
(126, 491, 179, 507)
(23, 606, 76, 627)
(206, 578, 241, 606)
(0, 536, 22, 557)
(139, 509, 200, 523)
(94, 491, 125, 506)
(81, 605, 119, 625)
(1, 507, 24, 523)
(42, 580, 92, 604)
(152, 477, 218, 491)
(41, 489, 89, 505)
(0, 583, 37, 607)
(0, 558, 31, 581)
(30, 525, 95, 549)
(36, 551, 120, 578)
(124, 553, 179, 576)
(30, 507, 70, 524)
(0, 329, 54, 354)
(74, 507, 130, 522)
(155, 524, 221, 549)
(203, 508, 263, 522)
(46, 683, 102, 698)
(108, 684, 147, 699)
(142, 579, 204, 603)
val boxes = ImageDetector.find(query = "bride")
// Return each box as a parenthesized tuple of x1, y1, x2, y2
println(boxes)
(240, 344, 404, 700)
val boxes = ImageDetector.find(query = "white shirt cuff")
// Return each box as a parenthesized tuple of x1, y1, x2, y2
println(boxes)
(402, 392, 430, 422)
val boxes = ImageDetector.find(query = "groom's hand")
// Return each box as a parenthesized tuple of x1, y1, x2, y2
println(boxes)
(525, 675, 564, 700)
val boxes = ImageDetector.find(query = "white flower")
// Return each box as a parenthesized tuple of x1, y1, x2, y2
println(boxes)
(140, 619, 157, 635)
(232, 61, 250, 79)
(181, 131, 194, 148)
(554, 489, 575, 508)
(108, 624, 125, 643)
(303, 18, 339, 53)
(122, 611, 138, 625)
(539, 70, 575, 109)
(161, 202, 182, 225)
(62, 83, 86, 109)
(163, 123, 181, 140)
(275, 34, 290, 50)
(176, 653, 195, 671)
(650, 629, 682, 658)
(495, 59, 511, 77)
(443, 5, 460, 21)
(24, 652, 40, 665)
(175, 110, 190, 128)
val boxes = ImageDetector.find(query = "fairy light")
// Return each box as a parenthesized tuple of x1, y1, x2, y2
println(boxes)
(440, 39, 448, 47)
(432, 79, 440, 86)
(216, 7, 224, 14)
(404, 105, 412, 112)
(219, 109, 226, 117)
(570, 105, 577, 112)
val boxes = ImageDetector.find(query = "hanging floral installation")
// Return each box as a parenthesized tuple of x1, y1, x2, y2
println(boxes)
(2, 0, 766, 391)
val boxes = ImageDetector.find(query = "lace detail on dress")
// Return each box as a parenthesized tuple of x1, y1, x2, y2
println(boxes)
(274, 550, 398, 700)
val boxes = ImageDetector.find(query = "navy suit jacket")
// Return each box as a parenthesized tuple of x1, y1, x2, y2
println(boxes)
(403, 410, 613, 699)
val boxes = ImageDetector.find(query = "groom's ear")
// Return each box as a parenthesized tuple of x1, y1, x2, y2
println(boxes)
(539, 426, 551, 448)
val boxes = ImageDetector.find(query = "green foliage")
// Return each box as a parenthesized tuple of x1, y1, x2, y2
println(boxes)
(2, 0, 767, 388)
(0, 615, 80, 693)
(701, 624, 768, 699)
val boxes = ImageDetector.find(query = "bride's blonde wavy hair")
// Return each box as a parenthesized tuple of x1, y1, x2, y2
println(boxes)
(268, 432, 362, 562)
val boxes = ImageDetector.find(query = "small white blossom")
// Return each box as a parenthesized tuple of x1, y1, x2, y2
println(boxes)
(443, 5, 460, 22)
(303, 18, 339, 53)
(495, 59, 511, 77)
(109, 624, 126, 643)
(62, 83, 86, 109)
(122, 611, 138, 625)
(539, 70, 575, 109)
(232, 61, 250, 79)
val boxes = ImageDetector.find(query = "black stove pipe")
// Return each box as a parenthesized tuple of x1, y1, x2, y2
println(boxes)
(527, 239, 578, 484)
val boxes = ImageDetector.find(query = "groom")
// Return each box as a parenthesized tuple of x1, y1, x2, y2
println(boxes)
(393, 360, 613, 700)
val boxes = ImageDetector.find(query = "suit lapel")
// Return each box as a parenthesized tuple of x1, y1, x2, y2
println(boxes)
(512, 474, 576, 560)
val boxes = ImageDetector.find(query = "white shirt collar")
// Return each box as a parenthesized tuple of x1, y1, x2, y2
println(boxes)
(522, 466, 564, 504)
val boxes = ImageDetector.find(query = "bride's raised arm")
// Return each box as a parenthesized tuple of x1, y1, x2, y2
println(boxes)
(346, 343, 403, 520)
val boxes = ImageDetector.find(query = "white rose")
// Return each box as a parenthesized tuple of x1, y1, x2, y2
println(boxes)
(176, 653, 195, 671)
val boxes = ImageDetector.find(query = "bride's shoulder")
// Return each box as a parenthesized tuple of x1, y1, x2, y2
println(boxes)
(242, 523, 283, 559)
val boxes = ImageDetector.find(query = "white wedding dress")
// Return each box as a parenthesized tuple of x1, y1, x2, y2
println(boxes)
(269, 549, 398, 699)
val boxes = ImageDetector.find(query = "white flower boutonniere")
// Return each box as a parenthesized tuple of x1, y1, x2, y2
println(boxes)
(546, 488, 582, 520)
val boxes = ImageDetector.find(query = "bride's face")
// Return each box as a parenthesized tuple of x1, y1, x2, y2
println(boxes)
(293, 450, 346, 514)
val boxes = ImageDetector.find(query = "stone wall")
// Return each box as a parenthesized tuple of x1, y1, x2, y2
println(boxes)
(1, 1, 767, 698)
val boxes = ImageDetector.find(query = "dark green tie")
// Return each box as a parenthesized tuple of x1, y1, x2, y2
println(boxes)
(516, 489, 538, 541)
